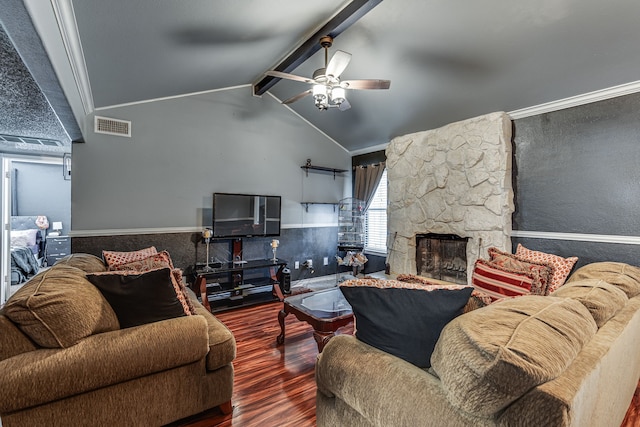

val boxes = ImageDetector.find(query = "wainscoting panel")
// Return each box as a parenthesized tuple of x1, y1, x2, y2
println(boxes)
(71, 227, 341, 281)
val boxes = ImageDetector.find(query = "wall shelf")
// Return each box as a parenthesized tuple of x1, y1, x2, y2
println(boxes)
(301, 159, 347, 179)
(301, 202, 339, 212)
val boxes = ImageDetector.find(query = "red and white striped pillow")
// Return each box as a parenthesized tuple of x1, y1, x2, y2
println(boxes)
(471, 259, 536, 301)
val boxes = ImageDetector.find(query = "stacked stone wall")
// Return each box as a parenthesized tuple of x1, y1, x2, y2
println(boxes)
(385, 111, 513, 284)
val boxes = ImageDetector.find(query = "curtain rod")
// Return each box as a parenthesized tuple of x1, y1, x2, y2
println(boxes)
(352, 161, 385, 170)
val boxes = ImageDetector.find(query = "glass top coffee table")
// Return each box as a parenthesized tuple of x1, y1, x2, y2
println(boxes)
(277, 287, 353, 352)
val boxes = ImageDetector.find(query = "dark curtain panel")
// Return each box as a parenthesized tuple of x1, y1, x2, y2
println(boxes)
(354, 162, 385, 210)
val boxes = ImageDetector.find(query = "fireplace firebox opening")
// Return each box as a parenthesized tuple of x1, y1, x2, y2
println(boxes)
(416, 233, 469, 285)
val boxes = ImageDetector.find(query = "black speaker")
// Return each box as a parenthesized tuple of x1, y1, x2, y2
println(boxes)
(281, 268, 291, 294)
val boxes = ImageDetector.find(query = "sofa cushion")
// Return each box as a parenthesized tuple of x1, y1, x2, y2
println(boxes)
(102, 246, 158, 268)
(87, 267, 189, 328)
(0, 313, 38, 361)
(340, 278, 473, 368)
(54, 253, 107, 273)
(515, 244, 578, 292)
(4, 266, 120, 348)
(566, 262, 640, 298)
(471, 259, 536, 301)
(430, 295, 597, 416)
(107, 251, 196, 315)
(552, 279, 628, 327)
(488, 247, 554, 295)
(185, 289, 236, 370)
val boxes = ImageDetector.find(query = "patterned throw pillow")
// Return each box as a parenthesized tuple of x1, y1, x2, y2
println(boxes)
(515, 244, 578, 293)
(472, 259, 536, 301)
(102, 246, 158, 268)
(340, 278, 473, 368)
(109, 251, 195, 315)
(487, 247, 554, 295)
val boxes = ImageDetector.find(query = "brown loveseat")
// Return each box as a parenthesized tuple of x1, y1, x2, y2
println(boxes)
(316, 262, 640, 426)
(0, 254, 236, 426)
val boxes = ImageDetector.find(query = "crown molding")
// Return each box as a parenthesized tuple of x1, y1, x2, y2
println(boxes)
(95, 84, 252, 111)
(50, 0, 94, 114)
(508, 80, 640, 119)
(265, 92, 350, 153)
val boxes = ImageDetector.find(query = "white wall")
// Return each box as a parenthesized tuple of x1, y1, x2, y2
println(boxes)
(71, 87, 351, 233)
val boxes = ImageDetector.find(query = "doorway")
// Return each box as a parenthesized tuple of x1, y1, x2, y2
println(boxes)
(1, 154, 71, 304)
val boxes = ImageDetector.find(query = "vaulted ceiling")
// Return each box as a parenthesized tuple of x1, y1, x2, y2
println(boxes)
(3, 0, 640, 153)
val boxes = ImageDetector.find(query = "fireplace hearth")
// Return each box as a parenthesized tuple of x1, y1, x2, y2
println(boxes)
(416, 234, 469, 285)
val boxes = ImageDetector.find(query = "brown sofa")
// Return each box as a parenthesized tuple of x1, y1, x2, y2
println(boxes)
(316, 262, 640, 426)
(0, 254, 236, 427)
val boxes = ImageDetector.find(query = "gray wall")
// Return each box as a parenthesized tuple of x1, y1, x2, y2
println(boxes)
(512, 92, 640, 268)
(71, 86, 352, 274)
(12, 160, 70, 235)
(72, 87, 350, 231)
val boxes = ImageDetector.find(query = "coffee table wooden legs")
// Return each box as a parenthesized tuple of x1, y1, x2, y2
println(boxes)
(313, 331, 335, 352)
(277, 307, 338, 352)
(277, 308, 287, 345)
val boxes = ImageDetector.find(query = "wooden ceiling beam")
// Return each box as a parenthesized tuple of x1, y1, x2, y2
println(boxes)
(253, 0, 382, 96)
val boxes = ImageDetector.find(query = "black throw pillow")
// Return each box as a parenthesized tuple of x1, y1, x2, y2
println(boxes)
(87, 267, 187, 328)
(340, 278, 473, 368)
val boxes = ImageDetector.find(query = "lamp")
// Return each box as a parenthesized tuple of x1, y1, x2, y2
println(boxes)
(50, 221, 63, 236)
(202, 228, 213, 271)
(271, 239, 279, 263)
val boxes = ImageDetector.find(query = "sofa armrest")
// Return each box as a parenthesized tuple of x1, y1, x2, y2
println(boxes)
(186, 288, 236, 370)
(0, 315, 209, 413)
(316, 335, 493, 427)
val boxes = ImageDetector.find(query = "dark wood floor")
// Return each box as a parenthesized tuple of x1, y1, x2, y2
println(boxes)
(166, 300, 353, 427)
(168, 300, 640, 427)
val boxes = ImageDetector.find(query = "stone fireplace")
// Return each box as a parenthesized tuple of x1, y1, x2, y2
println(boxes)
(386, 112, 513, 286)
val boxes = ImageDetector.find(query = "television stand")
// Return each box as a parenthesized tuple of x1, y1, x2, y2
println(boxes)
(189, 259, 288, 312)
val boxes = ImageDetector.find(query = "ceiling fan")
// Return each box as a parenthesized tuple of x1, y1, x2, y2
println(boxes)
(265, 36, 390, 111)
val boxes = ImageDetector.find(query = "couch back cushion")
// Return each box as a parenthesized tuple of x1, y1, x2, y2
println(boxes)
(3, 266, 120, 348)
(0, 312, 38, 361)
(54, 253, 107, 273)
(430, 295, 597, 416)
(566, 262, 640, 298)
(552, 279, 628, 327)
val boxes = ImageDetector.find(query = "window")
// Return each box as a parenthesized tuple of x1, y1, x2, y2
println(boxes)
(365, 169, 387, 254)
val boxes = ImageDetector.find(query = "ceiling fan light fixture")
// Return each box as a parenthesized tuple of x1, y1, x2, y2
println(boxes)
(331, 87, 347, 105)
(313, 84, 329, 110)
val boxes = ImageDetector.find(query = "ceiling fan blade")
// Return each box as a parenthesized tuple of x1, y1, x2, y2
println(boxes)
(326, 50, 352, 78)
(341, 79, 391, 90)
(265, 70, 314, 84)
(338, 98, 351, 111)
(282, 89, 312, 104)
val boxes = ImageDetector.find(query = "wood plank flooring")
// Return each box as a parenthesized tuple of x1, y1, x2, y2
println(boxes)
(167, 300, 640, 427)
(166, 300, 353, 427)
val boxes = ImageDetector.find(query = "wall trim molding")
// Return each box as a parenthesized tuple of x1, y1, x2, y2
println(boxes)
(508, 80, 640, 119)
(69, 223, 338, 237)
(95, 84, 252, 111)
(265, 92, 350, 153)
(51, 0, 94, 114)
(511, 230, 640, 245)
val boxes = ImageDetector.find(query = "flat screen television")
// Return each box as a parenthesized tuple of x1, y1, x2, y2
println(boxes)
(212, 192, 281, 238)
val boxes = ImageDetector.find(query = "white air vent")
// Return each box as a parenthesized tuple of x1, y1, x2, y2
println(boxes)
(95, 116, 131, 137)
